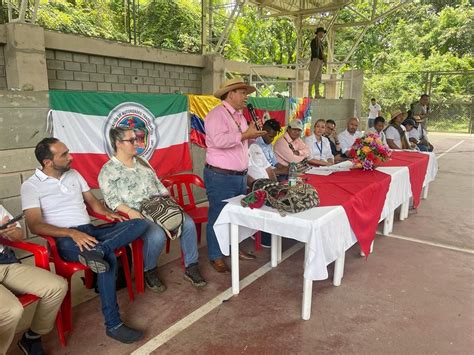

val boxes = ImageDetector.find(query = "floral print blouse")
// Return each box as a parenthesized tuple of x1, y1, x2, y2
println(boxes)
(98, 156, 169, 211)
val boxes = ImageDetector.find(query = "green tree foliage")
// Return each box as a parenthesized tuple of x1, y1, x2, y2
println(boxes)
(138, 0, 201, 52)
(3, 0, 471, 130)
(227, 7, 297, 65)
(357, 0, 473, 119)
(35, 0, 127, 41)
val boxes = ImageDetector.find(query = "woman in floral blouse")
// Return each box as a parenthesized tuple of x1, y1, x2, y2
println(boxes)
(98, 126, 206, 291)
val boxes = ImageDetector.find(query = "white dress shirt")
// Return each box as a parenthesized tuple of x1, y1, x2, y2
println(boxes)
(337, 129, 362, 154)
(408, 125, 424, 142)
(247, 143, 271, 180)
(304, 135, 334, 162)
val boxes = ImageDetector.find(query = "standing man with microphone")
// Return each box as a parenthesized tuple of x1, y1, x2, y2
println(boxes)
(204, 77, 266, 273)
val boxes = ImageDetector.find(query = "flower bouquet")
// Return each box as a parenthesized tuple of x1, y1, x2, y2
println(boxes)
(348, 132, 391, 170)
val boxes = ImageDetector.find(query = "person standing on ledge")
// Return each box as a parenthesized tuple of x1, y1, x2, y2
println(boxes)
(308, 27, 327, 99)
(204, 77, 266, 273)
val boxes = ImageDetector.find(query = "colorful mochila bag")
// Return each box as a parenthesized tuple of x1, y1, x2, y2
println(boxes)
(140, 196, 184, 240)
(241, 178, 320, 216)
(135, 156, 184, 240)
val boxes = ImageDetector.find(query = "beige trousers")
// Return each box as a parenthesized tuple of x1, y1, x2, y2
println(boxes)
(308, 58, 323, 98)
(0, 263, 67, 354)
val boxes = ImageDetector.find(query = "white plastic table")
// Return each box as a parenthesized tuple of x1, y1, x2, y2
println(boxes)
(214, 197, 356, 320)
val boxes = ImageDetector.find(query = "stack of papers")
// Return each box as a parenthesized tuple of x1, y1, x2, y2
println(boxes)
(306, 161, 352, 175)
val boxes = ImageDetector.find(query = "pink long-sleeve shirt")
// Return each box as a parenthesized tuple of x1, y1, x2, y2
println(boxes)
(274, 131, 310, 166)
(205, 100, 249, 171)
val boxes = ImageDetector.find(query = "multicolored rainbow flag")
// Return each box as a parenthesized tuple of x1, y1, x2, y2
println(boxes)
(188, 95, 221, 148)
(50, 91, 192, 188)
(289, 97, 312, 137)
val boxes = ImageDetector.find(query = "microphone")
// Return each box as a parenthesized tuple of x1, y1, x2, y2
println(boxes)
(247, 103, 262, 131)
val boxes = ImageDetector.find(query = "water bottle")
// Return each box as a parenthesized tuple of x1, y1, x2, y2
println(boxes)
(288, 162, 297, 187)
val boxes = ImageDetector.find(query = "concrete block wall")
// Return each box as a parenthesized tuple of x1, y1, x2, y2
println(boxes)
(0, 91, 50, 237)
(0, 45, 6, 89)
(46, 50, 202, 94)
(311, 99, 356, 134)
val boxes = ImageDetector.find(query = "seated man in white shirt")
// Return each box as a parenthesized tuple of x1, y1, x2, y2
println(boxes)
(247, 119, 288, 186)
(337, 117, 362, 156)
(21, 138, 149, 344)
(247, 119, 288, 248)
(406, 119, 434, 152)
(366, 116, 388, 146)
(304, 119, 334, 166)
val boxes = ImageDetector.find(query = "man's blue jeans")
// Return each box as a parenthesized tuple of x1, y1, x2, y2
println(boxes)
(56, 219, 148, 330)
(417, 144, 432, 152)
(141, 212, 199, 271)
(204, 167, 247, 261)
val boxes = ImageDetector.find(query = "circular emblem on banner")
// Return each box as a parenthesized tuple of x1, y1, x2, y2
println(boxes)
(103, 102, 158, 159)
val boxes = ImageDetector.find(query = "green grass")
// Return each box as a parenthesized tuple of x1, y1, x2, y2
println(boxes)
(429, 120, 470, 133)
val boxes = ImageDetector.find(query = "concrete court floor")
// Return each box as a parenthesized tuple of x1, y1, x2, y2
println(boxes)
(6, 133, 474, 355)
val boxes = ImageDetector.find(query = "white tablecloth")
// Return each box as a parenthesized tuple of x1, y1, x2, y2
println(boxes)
(214, 197, 356, 281)
(377, 166, 412, 221)
(214, 154, 437, 282)
(422, 151, 438, 186)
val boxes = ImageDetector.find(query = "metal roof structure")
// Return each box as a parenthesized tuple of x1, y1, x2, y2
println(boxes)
(248, 0, 352, 16)
(202, 0, 413, 74)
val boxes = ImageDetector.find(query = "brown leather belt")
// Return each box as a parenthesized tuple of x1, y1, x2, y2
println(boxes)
(205, 164, 247, 176)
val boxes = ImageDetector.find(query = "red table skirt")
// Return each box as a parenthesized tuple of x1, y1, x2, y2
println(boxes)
(379, 151, 429, 208)
(304, 170, 391, 256)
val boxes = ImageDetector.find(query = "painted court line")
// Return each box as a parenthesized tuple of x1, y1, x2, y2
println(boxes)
(436, 140, 464, 159)
(132, 243, 304, 355)
(388, 233, 474, 254)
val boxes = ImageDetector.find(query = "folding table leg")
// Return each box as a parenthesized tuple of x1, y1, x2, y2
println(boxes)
(276, 236, 282, 264)
(271, 234, 278, 267)
(422, 184, 429, 200)
(400, 200, 409, 221)
(230, 223, 240, 295)
(333, 252, 345, 287)
(302, 277, 313, 320)
(383, 210, 394, 236)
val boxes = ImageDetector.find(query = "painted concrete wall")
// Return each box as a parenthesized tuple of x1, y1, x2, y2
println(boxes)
(311, 98, 356, 130)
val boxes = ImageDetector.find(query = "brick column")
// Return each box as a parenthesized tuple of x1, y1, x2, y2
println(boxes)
(4, 23, 48, 91)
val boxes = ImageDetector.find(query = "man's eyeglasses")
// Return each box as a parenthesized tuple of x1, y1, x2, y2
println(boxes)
(121, 138, 137, 144)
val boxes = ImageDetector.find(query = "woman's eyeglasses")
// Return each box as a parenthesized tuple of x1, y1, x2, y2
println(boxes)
(121, 138, 137, 144)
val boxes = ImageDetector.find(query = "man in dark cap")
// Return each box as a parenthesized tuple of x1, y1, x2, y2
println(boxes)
(308, 27, 326, 99)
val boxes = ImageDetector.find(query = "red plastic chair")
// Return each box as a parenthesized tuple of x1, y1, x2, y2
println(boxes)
(161, 174, 208, 253)
(39, 235, 134, 343)
(87, 206, 145, 295)
(0, 237, 66, 347)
